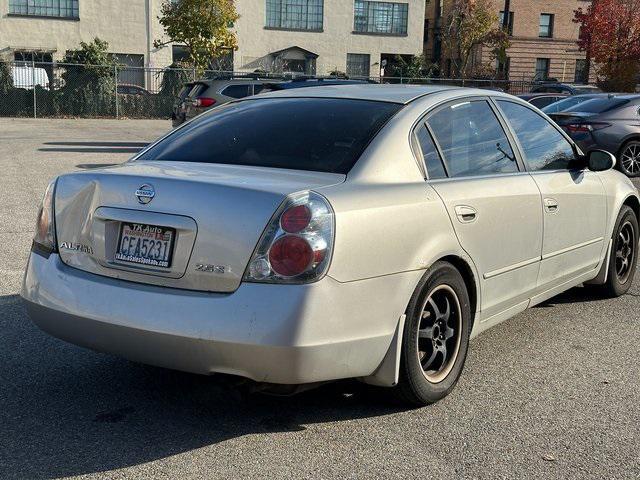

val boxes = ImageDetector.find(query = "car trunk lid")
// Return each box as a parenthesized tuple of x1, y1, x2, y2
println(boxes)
(54, 161, 345, 292)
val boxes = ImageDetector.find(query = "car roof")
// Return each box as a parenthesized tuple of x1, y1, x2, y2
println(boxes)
(257, 84, 466, 104)
(519, 93, 567, 99)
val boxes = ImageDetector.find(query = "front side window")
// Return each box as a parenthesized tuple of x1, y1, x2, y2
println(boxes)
(137, 98, 401, 174)
(426, 100, 518, 178)
(497, 100, 577, 171)
(539, 13, 554, 38)
(265, 0, 324, 31)
(9, 0, 78, 18)
(354, 0, 409, 35)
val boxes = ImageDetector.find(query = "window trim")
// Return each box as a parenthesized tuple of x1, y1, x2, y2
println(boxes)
(490, 97, 584, 173)
(412, 96, 526, 181)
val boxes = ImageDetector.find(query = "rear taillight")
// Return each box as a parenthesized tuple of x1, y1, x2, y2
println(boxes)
(565, 122, 610, 133)
(244, 191, 334, 284)
(33, 179, 57, 255)
(193, 97, 216, 108)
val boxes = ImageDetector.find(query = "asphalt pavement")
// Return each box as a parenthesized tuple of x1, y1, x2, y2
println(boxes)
(0, 118, 638, 479)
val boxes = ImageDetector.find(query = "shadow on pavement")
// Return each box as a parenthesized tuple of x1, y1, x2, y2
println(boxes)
(43, 141, 149, 148)
(39, 147, 143, 154)
(75, 163, 119, 170)
(534, 285, 608, 308)
(0, 294, 404, 480)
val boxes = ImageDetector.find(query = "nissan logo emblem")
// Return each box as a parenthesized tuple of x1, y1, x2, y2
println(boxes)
(135, 184, 155, 204)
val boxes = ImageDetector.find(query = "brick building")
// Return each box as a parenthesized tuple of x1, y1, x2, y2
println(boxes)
(424, 0, 592, 83)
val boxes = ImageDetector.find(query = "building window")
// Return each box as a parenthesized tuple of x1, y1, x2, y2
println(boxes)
(9, 0, 78, 18)
(354, 1, 409, 35)
(574, 59, 588, 83)
(265, 0, 323, 31)
(496, 56, 510, 78)
(423, 19, 429, 44)
(499, 11, 514, 36)
(346, 53, 371, 77)
(172, 45, 190, 65)
(535, 58, 550, 81)
(539, 13, 554, 38)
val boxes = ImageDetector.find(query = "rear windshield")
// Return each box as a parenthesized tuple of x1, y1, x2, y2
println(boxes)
(565, 98, 629, 113)
(541, 96, 589, 113)
(137, 98, 401, 174)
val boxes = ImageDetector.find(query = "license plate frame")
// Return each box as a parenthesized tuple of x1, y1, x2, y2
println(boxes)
(114, 222, 176, 268)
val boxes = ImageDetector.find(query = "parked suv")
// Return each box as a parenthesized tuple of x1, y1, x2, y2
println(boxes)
(180, 78, 279, 125)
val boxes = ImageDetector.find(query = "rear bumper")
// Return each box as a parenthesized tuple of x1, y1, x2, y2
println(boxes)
(22, 253, 417, 384)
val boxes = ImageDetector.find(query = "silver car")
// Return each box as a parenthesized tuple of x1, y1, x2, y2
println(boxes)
(22, 85, 639, 406)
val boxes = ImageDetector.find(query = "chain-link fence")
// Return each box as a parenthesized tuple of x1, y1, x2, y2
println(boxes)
(0, 61, 589, 119)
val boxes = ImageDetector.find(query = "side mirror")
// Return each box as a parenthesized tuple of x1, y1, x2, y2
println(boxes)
(587, 149, 616, 172)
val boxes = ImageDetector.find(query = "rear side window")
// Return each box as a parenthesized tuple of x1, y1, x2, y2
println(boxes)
(178, 84, 193, 99)
(426, 100, 518, 177)
(497, 100, 577, 171)
(137, 98, 401, 174)
(221, 84, 252, 99)
(188, 84, 207, 98)
(415, 124, 447, 179)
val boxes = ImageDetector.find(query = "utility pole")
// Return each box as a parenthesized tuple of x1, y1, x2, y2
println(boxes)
(500, 0, 511, 78)
(501, 0, 510, 30)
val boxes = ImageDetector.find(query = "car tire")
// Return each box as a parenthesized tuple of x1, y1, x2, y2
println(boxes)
(617, 140, 640, 177)
(395, 261, 472, 407)
(591, 205, 639, 297)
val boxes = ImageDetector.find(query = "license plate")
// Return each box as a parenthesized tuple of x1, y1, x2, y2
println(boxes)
(115, 223, 175, 268)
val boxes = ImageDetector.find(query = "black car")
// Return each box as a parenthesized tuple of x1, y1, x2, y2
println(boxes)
(261, 77, 376, 91)
(548, 94, 640, 177)
(518, 93, 568, 109)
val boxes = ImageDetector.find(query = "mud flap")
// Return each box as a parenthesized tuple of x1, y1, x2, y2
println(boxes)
(359, 314, 406, 387)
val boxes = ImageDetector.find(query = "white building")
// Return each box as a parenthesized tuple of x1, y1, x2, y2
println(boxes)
(234, 0, 426, 77)
(0, 0, 425, 78)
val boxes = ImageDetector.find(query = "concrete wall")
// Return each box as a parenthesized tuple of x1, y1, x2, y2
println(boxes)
(234, 0, 426, 76)
(0, 0, 425, 76)
(0, 0, 171, 67)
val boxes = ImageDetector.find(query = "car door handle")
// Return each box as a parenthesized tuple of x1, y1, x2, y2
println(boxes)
(543, 198, 559, 213)
(454, 205, 477, 223)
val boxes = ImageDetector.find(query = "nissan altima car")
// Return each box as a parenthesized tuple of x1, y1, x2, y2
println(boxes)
(22, 85, 639, 406)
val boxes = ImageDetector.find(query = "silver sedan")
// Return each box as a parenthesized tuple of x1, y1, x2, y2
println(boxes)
(22, 85, 639, 406)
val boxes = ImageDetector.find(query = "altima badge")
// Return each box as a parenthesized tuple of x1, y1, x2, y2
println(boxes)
(60, 242, 94, 254)
(135, 184, 155, 204)
(195, 264, 227, 274)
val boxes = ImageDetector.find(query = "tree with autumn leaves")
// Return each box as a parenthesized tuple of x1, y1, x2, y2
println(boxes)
(155, 0, 239, 74)
(439, 0, 510, 79)
(574, 0, 640, 91)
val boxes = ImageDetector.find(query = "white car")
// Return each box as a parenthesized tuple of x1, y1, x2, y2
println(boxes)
(22, 85, 639, 405)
